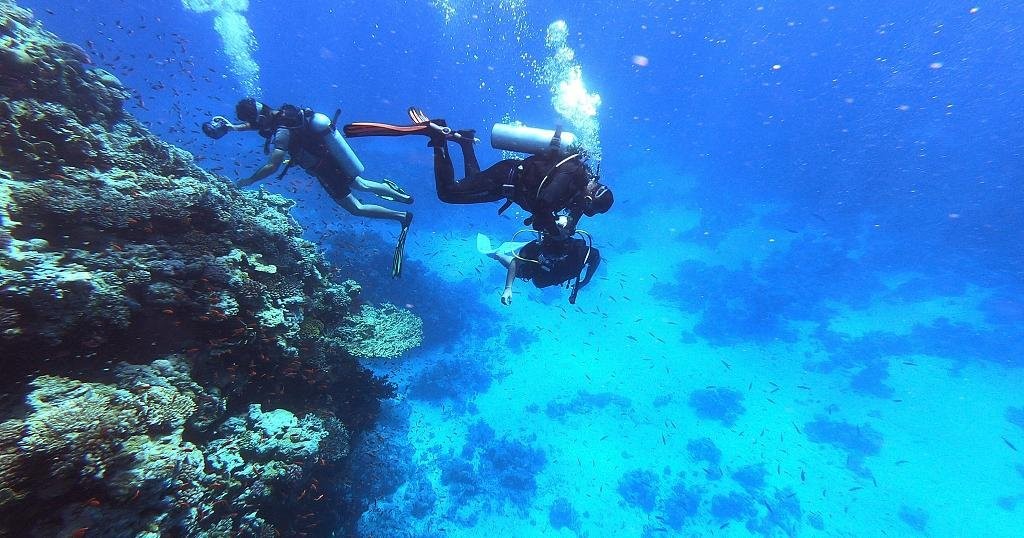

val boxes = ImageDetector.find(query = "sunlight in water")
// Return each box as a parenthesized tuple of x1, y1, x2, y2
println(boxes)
(181, 0, 261, 97)
(541, 20, 602, 161)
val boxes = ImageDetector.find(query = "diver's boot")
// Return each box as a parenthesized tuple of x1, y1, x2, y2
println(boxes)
(451, 129, 479, 145)
(409, 107, 478, 145)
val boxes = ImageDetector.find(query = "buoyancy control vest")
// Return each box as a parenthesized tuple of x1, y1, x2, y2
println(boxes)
(264, 104, 365, 180)
(513, 153, 589, 214)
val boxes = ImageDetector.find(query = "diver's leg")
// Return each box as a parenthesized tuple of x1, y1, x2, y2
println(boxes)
(454, 134, 481, 177)
(431, 140, 513, 205)
(351, 176, 413, 204)
(336, 193, 410, 224)
(321, 174, 410, 225)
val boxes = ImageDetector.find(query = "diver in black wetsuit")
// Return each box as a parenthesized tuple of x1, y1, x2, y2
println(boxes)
(203, 98, 414, 277)
(480, 232, 601, 305)
(344, 107, 614, 238)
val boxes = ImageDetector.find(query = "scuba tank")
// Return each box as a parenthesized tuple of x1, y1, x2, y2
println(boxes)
(491, 123, 576, 156)
(308, 112, 365, 179)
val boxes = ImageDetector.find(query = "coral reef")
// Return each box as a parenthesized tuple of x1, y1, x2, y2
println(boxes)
(687, 387, 746, 427)
(686, 437, 723, 480)
(407, 353, 492, 407)
(437, 420, 547, 523)
(803, 416, 883, 478)
(548, 497, 582, 533)
(898, 505, 929, 533)
(546, 390, 634, 421)
(0, 2, 419, 535)
(617, 469, 660, 512)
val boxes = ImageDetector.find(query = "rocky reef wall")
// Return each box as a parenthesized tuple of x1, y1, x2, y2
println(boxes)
(0, 1, 421, 536)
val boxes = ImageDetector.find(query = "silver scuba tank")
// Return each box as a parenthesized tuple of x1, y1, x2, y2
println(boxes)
(491, 123, 577, 156)
(309, 112, 365, 179)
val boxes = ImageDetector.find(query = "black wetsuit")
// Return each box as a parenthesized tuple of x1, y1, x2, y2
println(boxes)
(432, 138, 589, 235)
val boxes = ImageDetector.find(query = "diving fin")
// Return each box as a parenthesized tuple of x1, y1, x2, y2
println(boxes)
(408, 106, 430, 123)
(392, 212, 413, 278)
(476, 233, 494, 255)
(344, 121, 433, 138)
(377, 179, 413, 204)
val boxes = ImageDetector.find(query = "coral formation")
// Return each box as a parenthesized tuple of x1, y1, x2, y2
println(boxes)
(617, 469, 660, 512)
(408, 354, 492, 407)
(687, 387, 746, 427)
(0, 2, 419, 535)
(438, 420, 547, 522)
(803, 416, 883, 478)
(338, 303, 423, 359)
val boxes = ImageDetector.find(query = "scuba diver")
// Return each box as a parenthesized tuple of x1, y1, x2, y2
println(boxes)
(477, 230, 601, 305)
(344, 107, 613, 238)
(202, 98, 414, 277)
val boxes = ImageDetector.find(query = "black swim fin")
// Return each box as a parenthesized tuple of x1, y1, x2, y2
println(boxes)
(392, 212, 413, 278)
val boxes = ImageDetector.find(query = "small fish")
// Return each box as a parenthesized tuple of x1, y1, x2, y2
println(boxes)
(849, 486, 863, 492)
(895, 460, 909, 465)
(720, 359, 731, 369)
(1003, 437, 1018, 452)
(796, 385, 811, 390)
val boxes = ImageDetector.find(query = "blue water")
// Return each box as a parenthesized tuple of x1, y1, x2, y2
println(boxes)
(27, 0, 1024, 535)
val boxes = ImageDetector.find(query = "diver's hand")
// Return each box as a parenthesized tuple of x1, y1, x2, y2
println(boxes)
(501, 288, 513, 306)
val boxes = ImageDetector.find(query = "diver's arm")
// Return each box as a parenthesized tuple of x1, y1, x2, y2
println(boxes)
(212, 116, 253, 132)
(569, 249, 601, 304)
(237, 148, 286, 187)
(501, 258, 517, 305)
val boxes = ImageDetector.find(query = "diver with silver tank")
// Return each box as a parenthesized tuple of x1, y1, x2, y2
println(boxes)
(344, 107, 613, 239)
(203, 98, 414, 277)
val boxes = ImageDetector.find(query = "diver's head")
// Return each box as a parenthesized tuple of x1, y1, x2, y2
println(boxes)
(583, 180, 613, 216)
(235, 97, 272, 129)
